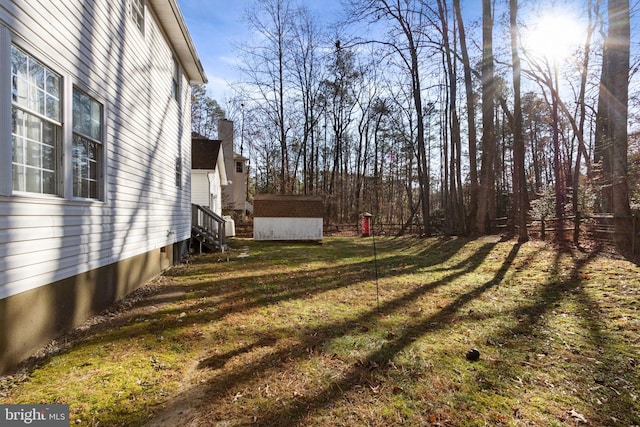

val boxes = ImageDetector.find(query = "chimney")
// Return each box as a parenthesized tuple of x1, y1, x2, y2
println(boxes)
(218, 118, 234, 169)
(218, 119, 234, 150)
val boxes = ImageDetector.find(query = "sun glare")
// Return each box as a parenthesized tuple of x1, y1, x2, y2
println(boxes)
(522, 11, 584, 64)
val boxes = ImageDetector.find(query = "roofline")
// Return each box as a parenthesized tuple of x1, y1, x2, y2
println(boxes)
(149, 0, 208, 84)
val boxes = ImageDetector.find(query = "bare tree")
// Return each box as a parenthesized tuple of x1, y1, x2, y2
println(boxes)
(191, 85, 226, 139)
(242, 0, 296, 193)
(510, 0, 528, 242)
(452, 0, 478, 232)
(476, 0, 497, 234)
(595, 0, 632, 246)
(322, 41, 360, 222)
(290, 6, 325, 195)
(346, 0, 435, 235)
(435, 0, 465, 235)
(571, 0, 600, 245)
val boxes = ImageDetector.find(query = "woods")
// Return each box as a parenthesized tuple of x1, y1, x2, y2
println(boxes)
(202, 0, 639, 244)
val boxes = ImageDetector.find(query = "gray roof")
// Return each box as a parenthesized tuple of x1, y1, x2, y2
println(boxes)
(192, 135, 222, 169)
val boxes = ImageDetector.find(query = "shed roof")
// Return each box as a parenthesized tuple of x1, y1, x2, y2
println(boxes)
(254, 195, 324, 218)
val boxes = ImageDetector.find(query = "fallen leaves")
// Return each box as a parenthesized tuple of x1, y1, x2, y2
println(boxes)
(567, 409, 588, 424)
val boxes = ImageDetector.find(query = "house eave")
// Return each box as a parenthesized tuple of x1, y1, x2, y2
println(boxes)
(148, 0, 207, 84)
(234, 153, 249, 162)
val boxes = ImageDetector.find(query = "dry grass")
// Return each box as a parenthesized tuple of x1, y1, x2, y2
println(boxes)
(2, 236, 639, 426)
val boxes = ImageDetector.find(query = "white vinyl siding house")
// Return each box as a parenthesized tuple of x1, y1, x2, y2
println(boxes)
(191, 170, 224, 215)
(0, 0, 206, 373)
(191, 135, 227, 217)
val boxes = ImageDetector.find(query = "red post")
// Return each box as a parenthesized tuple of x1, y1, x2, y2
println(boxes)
(361, 212, 372, 237)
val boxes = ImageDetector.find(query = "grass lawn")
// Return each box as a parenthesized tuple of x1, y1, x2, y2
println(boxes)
(1, 236, 639, 426)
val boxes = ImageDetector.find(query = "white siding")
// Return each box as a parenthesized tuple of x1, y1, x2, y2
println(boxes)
(209, 171, 222, 216)
(191, 169, 223, 216)
(0, 1, 194, 299)
(254, 218, 323, 241)
(191, 170, 211, 208)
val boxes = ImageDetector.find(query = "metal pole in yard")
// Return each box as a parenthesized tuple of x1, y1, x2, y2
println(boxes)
(371, 214, 380, 314)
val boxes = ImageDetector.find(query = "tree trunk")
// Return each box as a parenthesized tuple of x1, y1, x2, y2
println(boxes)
(437, 0, 465, 236)
(476, 0, 496, 234)
(604, 0, 632, 247)
(275, 1, 289, 193)
(573, 0, 599, 245)
(453, 0, 478, 233)
(550, 70, 565, 241)
(509, 0, 528, 243)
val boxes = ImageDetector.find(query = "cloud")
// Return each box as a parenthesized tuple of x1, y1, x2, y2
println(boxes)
(202, 73, 241, 104)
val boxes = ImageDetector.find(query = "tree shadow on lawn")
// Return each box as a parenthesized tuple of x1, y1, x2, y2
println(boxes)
(143, 239, 505, 425)
(122, 242, 470, 333)
(250, 243, 522, 426)
(72, 236, 474, 341)
(42, 235, 632, 426)
(197, 334, 279, 370)
(20, 237, 632, 426)
(162, 238, 640, 426)
(4, 237, 471, 386)
(58, 237, 634, 426)
(471, 245, 640, 425)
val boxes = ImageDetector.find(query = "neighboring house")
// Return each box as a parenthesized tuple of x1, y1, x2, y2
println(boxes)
(190, 133, 229, 252)
(218, 119, 251, 219)
(191, 133, 228, 216)
(0, 0, 206, 373)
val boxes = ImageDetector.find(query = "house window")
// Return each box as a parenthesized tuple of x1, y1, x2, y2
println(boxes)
(236, 161, 243, 173)
(11, 45, 61, 195)
(175, 157, 182, 188)
(131, 0, 145, 33)
(72, 89, 103, 199)
(172, 57, 181, 102)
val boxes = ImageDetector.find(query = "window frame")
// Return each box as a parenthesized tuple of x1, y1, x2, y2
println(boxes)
(172, 56, 181, 103)
(10, 43, 63, 197)
(131, 0, 145, 34)
(0, 27, 11, 196)
(3, 36, 107, 204)
(175, 156, 182, 188)
(72, 87, 104, 201)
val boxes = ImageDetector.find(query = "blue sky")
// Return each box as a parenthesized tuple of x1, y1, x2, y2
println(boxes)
(177, 0, 249, 101)
(175, 0, 637, 108)
(177, 0, 344, 102)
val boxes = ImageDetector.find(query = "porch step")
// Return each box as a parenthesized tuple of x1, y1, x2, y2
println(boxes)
(192, 225, 227, 252)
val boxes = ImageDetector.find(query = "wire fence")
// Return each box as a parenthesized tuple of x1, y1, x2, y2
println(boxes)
(255, 213, 640, 254)
(492, 213, 640, 253)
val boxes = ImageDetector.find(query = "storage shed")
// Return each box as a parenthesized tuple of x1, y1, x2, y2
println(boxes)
(253, 195, 324, 241)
